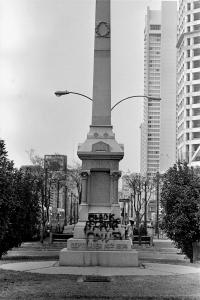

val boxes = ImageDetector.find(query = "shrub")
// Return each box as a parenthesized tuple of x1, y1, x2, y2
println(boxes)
(160, 162, 200, 262)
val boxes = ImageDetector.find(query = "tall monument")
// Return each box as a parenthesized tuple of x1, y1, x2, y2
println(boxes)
(60, 0, 138, 267)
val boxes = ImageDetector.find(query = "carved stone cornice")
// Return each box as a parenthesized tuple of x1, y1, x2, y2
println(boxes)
(81, 170, 90, 178)
(110, 170, 121, 179)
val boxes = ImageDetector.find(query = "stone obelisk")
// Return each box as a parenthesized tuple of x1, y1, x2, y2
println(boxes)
(59, 0, 138, 267)
(77, 0, 124, 217)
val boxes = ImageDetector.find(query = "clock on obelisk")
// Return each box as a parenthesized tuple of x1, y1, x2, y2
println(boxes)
(59, 0, 138, 267)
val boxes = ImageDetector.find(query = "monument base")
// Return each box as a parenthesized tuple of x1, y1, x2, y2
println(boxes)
(59, 249, 138, 267)
(59, 238, 138, 267)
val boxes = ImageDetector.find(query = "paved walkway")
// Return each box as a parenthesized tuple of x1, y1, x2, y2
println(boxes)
(0, 260, 200, 276)
(1, 238, 200, 277)
(2, 238, 190, 263)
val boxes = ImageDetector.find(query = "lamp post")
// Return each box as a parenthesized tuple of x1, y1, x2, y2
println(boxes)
(64, 186, 68, 226)
(155, 171, 160, 238)
(55, 90, 93, 102)
(54, 90, 161, 109)
(55, 90, 161, 229)
(111, 95, 161, 111)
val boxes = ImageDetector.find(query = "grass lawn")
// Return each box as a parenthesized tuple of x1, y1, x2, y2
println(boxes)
(0, 266, 200, 299)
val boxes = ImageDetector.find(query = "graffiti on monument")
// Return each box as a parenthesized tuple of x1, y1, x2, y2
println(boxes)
(84, 213, 125, 244)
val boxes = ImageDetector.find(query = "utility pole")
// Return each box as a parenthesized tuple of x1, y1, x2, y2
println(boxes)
(70, 192, 73, 225)
(44, 165, 48, 219)
(73, 197, 76, 225)
(131, 193, 133, 218)
(57, 180, 60, 208)
(144, 179, 147, 232)
(76, 198, 79, 222)
(156, 172, 160, 238)
(64, 186, 68, 226)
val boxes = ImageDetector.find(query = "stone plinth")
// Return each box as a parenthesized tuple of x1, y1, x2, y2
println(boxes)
(67, 238, 132, 251)
(59, 237, 138, 267)
(59, 249, 138, 267)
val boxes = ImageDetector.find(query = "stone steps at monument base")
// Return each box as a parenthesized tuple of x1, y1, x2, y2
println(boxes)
(11, 242, 68, 252)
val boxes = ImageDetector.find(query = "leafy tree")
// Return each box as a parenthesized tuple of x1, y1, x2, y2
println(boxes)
(0, 140, 16, 257)
(160, 161, 200, 262)
(10, 169, 41, 242)
(0, 140, 41, 258)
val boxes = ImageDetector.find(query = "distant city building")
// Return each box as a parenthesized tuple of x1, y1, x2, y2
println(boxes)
(44, 154, 67, 209)
(177, 0, 200, 166)
(20, 164, 43, 175)
(141, 2, 177, 177)
(120, 175, 134, 221)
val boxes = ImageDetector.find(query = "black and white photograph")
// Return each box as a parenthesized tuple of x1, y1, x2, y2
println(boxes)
(0, 0, 200, 299)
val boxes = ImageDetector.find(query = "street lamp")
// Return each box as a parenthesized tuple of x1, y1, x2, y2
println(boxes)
(54, 90, 161, 108)
(111, 95, 161, 111)
(55, 90, 93, 102)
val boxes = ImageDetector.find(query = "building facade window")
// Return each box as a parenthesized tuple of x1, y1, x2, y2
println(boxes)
(193, 132, 200, 139)
(194, 24, 200, 31)
(193, 72, 200, 80)
(193, 107, 200, 116)
(194, 1, 200, 9)
(193, 84, 200, 92)
(194, 36, 200, 45)
(193, 96, 200, 104)
(150, 25, 161, 30)
(193, 120, 200, 128)
(193, 60, 200, 68)
(193, 48, 200, 56)
(193, 12, 200, 21)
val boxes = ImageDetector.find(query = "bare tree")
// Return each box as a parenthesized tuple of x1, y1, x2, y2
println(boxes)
(123, 173, 155, 233)
(26, 149, 44, 167)
(66, 163, 82, 204)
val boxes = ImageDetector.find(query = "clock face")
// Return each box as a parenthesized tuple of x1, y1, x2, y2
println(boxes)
(95, 21, 110, 38)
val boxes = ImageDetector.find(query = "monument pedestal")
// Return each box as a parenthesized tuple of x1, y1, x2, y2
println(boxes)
(60, 249, 138, 267)
(59, 238, 138, 267)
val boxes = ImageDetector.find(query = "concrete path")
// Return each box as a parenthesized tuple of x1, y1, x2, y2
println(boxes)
(3, 239, 189, 263)
(0, 260, 200, 276)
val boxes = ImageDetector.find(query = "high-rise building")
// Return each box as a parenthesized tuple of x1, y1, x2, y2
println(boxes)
(177, 0, 200, 166)
(141, 2, 177, 177)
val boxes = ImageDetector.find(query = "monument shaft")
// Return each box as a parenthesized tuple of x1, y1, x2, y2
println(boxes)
(92, 0, 111, 126)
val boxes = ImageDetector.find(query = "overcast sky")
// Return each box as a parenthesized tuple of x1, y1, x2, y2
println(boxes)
(0, 0, 176, 173)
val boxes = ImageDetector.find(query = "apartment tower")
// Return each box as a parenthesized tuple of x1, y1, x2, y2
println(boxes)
(177, 0, 200, 166)
(141, 2, 177, 178)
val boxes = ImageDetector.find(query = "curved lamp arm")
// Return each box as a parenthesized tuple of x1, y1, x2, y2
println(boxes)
(54, 90, 161, 110)
(111, 95, 161, 111)
(55, 90, 93, 102)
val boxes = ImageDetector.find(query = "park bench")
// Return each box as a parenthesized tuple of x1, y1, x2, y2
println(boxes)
(50, 233, 73, 243)
(132, 235, 153, 246)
